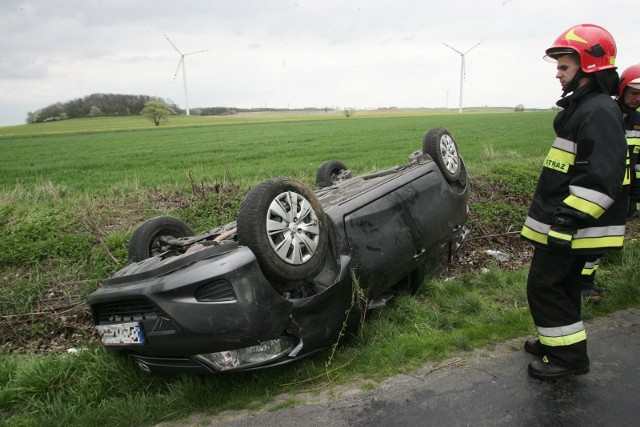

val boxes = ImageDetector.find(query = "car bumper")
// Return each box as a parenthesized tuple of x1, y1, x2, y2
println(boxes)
(88, 244, 294, 358)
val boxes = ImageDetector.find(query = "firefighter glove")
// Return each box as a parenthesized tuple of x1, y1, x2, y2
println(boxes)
(548, 216, 577, 254)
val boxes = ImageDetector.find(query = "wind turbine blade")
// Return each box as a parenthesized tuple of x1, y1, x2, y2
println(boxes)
(173, 57, 184, 81)
(442, 42, 463, 55)
(464, 39, 485, 54)
(163, 32, 183, 55)
(184, 49, 209, 56)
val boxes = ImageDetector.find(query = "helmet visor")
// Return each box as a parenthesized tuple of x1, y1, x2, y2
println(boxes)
(544, 48, 577, 63)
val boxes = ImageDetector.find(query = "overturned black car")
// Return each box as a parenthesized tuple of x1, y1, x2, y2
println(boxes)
(87, 127, 470, 374)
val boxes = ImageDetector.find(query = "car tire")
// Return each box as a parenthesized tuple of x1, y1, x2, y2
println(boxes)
(423, 127, 462, 182)
(128, 216, 194, 262)
(316, 160, 352, 188)
(238, 178, 329, 282)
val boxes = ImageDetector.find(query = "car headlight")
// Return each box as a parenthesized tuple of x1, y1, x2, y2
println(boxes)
(194, 337, 297, 371)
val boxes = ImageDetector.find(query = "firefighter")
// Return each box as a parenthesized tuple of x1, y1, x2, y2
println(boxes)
(579, 64, 640, 302)
(520, 24, 627, 381)
(618, 64, 640, 218)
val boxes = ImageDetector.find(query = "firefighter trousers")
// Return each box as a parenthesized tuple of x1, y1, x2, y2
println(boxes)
(526, 247, 590, 368)
(580, 254, 602, 291)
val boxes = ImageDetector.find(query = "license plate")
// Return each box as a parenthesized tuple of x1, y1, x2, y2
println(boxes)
(96, 322, 145, 346)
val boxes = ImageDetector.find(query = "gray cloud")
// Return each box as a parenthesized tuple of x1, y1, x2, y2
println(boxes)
(1, 0, 639, 126)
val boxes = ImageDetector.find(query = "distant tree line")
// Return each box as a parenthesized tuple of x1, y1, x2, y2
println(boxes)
(26, 94, 179, 123)
(26, 94, 336, 124)
(190, 107, 334, 116)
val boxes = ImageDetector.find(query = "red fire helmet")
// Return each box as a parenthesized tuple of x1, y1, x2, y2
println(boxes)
(544, 24, 617, 73)
(619, 64, 640, 94)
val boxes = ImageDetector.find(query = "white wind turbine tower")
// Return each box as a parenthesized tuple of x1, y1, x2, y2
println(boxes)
(163, 33, 208, 115)
(443, 40, 484, 113)
(441, 85, 452, 109)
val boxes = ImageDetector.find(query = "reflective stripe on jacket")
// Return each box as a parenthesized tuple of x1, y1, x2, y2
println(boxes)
(521, 83, 627, 254)
(624, 111, 640, 201)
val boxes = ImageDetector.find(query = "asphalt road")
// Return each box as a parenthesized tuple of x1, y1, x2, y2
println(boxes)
(160, 307, 640, 427)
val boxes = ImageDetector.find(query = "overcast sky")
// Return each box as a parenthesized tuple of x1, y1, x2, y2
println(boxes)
(1, 0, 640, 126)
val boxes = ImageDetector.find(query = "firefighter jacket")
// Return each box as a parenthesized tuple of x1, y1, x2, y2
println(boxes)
(521, 81, 627, 254)
(620, 102, 640, 202)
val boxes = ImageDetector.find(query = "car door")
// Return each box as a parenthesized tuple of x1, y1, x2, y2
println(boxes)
(344, 166, 450, 298)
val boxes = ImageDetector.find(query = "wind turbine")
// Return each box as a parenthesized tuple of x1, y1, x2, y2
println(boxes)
(163, 33, 208, 115)
(443, 40, 484, 113)
(440, 85, 452, 109)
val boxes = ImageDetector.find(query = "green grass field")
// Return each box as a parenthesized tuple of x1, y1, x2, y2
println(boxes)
(1, 111, 638, 427)
(0, 111, 555, 195)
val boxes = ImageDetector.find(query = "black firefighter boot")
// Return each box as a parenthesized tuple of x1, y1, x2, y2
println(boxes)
(527, 341, 590, 381)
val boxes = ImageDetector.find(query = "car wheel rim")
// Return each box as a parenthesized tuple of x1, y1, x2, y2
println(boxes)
(266, 190, 321, 265)
(439, 134, 459, 174)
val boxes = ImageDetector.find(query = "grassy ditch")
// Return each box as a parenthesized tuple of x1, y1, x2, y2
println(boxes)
(1, 112, 639, 426)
